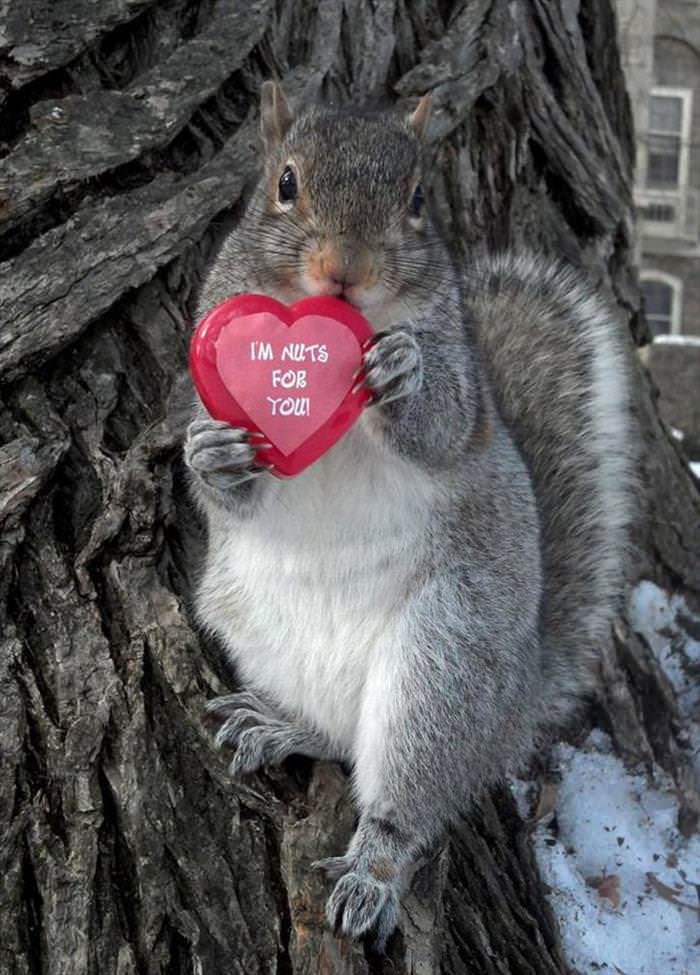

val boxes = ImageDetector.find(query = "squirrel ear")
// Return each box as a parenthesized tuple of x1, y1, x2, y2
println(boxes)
(261, 81, 294, 154)
(408, 94, 431, 139)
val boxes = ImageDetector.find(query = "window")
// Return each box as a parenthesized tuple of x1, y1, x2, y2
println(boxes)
(640, 272, 683, 337)
(641, 279, 673, 335)
(646, 89, 692, 190)
(642, 202, 676, 223)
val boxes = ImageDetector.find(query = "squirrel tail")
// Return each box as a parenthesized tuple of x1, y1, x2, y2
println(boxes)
(465, 253, 638, 726)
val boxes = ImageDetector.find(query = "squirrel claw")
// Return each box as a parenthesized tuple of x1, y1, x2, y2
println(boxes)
(247, 432, 273, 450)
(363, 329, 391, 348)
(352, 377, 371, 396)
(310, 855, 353, 879)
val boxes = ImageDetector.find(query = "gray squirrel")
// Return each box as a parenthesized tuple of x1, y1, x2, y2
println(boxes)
(184, 82, 635, 948)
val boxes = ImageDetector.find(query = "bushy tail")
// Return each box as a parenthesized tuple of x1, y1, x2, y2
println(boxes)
(464, 254, 637, 725)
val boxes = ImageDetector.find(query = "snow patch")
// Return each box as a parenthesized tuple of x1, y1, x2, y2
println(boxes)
(629, 581, 700, 727)
(653, 334, 700, 347)
(508, 776, 532, 821)
(530, 735, 700, 975)
(522, 584, 700, 974)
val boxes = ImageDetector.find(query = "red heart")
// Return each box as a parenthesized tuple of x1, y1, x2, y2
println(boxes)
(190, 294, 374, 476)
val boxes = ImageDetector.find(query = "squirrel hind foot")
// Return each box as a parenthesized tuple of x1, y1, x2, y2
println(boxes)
(326, 870, 400, 952)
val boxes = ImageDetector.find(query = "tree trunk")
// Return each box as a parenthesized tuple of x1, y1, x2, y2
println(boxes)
(1, 2, 698, 973)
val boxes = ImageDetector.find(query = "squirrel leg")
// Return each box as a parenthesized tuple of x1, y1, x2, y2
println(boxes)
(312, 631, 428, 950)
(316, 579, 540, 949)
(205, 691, 337, 775)
(184, 412, 271, 514)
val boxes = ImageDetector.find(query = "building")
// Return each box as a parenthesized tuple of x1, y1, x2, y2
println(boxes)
(617, 0, 700, 455)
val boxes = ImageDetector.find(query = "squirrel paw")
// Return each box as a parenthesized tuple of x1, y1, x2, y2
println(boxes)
(362, 329, 422, 406)
(205, 692, 331, 775)
(325, 869, 400, 951)
(184, 417, 269, 490)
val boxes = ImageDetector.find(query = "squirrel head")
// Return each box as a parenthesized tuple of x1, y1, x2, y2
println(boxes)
(253, 82, 443, 319)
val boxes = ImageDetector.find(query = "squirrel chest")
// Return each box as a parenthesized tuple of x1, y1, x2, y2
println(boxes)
(196, 423, 439, 752)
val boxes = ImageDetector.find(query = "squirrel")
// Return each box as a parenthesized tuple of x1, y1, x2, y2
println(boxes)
(183, 81, 635, 948)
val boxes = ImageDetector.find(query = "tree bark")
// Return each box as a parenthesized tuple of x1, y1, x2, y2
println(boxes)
(1, 2, 698, 973)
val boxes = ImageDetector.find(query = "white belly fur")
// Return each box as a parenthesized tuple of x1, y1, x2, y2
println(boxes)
(196, 418, 439, 754)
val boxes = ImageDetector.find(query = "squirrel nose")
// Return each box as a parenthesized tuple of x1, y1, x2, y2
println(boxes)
(325, 256, 360, 288)
(328, 268, 357, 288)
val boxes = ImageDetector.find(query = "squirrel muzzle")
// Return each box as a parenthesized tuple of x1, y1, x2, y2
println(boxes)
(304, 240, 381, 298)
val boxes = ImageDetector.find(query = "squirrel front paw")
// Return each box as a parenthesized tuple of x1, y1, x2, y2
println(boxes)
(184, 416, 269, 492)
(362, 329, 422, 406)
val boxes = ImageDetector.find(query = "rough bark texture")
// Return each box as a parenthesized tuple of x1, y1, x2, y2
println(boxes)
(1, 2, 699, 973)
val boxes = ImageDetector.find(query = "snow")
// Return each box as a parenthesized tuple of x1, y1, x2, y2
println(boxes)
(527, 735, 700, 975)
(629, 581, 700, 732)
(515, 581, 700, 975)
(653, 334, 700, 347)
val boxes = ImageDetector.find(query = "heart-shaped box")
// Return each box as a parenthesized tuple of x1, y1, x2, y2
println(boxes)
(190, 294, 374, 476)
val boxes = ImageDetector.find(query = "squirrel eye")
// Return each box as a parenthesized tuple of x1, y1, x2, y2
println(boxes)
(278, 166, 298, 204)
(409, 184, 425, 218)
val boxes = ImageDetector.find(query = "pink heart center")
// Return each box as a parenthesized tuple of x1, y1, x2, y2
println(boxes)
(215, 312, 363, 456)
